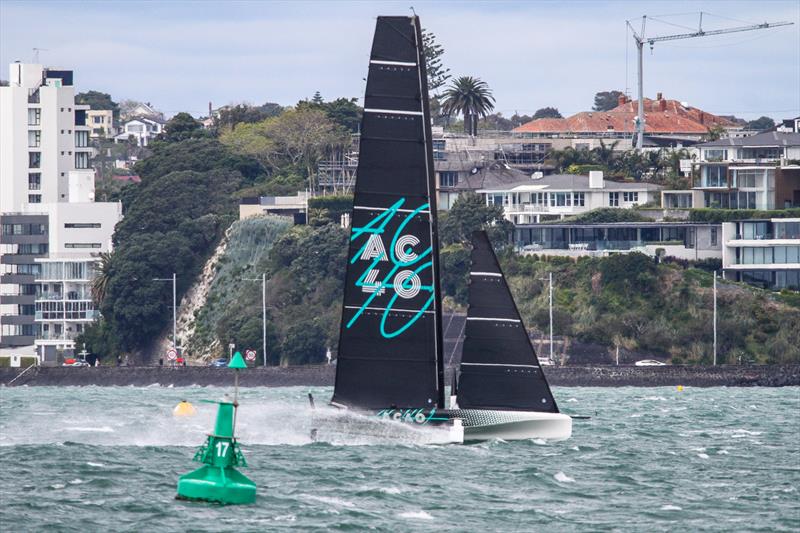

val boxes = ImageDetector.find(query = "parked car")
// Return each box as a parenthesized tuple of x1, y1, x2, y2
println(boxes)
(209, 358, 228, 368)
(634, 359, 667, 367)
(62, 358, 90, 367)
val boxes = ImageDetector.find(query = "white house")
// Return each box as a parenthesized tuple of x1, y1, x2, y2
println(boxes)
(114, 117, 164, 147)
(478, 171, 662, 224)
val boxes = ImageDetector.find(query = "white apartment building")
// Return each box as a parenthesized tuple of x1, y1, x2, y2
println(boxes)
(0, 62, 121, 362)
(722, 218, 800, 290)
(479, 171, 662, 224)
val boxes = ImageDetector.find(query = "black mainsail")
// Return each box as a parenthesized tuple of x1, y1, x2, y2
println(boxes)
(457, 231, 559, 412)
(332, 16, 445, 410)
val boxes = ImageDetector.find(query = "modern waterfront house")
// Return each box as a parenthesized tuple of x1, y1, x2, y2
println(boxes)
(514, 221, 722, 261)
(722, 218, 800, 290)
(664, 131, 800, 210)
(0, 62, 121, 362)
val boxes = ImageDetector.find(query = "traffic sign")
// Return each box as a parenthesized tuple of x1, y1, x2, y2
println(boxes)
(245, 349, 257, 362)
(167, 348, 178, 361)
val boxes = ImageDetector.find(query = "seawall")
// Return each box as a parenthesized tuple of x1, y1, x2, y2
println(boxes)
(2, 364, 798, 387)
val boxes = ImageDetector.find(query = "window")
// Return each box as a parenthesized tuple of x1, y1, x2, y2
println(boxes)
(554, 193, 569, 207)
(432, 139, 446, 161)
(439, 171, 459, 188)
(29, 152, 41, 168)
(18, 243, 48, 254)
(28, 108, 41, 126)
(28, 194, 41, 203)
(710, 228, 718, 246)
(64, 223, 101, 229)
(75, 152, 89, 169)
(736, 169, 760, 188)
(741, 247, 773, 265)
(609, 192, 619, 207)
(65, 243, 102, 249)
(93, 116, 102, 124)
(704, 149, 727, 162)
(573, 192, 585, 206)
(28, 173, 41, 190)
(773, 246, 800, 264)
(75, 131, 89, 147)
(704, 165, 728, 187)
(623, 192, 639, 203)
(776, 222, 800, 239)
(28, 130, 41, 147)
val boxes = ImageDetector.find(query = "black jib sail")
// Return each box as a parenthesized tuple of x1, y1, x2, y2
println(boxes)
(332, 16, 445, 410)
(457, 231, 559, 412)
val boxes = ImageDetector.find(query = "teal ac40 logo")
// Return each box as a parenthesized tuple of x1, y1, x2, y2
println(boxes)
(377, 408, 449, 425)
(347, 198, 434, 338)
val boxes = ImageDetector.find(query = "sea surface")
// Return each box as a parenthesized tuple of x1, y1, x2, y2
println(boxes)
(0, 385, 798, 532)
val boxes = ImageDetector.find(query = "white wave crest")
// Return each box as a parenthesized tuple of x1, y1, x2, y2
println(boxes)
(554, 471, 575, 483)
(399, 510, 433, 520)
(661, 505, 682, 511)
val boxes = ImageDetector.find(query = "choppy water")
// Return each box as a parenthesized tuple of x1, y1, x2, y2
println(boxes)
(0, 385, 798, 532)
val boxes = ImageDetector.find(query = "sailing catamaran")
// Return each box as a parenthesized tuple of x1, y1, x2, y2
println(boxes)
(325, 15, 571, 442)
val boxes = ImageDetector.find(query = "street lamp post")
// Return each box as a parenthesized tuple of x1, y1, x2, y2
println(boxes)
(243, 273, 268, 367)
(713, 270, 718, 366)
(154, 273, 177, 355)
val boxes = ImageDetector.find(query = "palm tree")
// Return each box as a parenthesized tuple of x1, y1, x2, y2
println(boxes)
(91, 251, 113, 304)
(441, 76, 495, 136)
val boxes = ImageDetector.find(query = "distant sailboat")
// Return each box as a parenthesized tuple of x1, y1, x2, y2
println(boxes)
(323, 15, 570, 443)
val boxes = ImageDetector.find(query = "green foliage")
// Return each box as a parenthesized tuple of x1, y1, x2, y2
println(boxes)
(219, 108, 350, 179)
(297, 96, 362, 133)
(308, 195, 352, 223)
(488, 253, 800, 364)
(0, 358, 9, 367)
(441, 76, 496, 136)
(549, 143, 680, 181)
(215, 102, 283, 131)
(593, 90, 625, 111)
(747, 116, 775, 131)
(76, 90, 119, 120)
(133, 138, 263, 186)
(103, 168, 243, 353)
(422, 28, 450, 94)
(532, 107, 562, 119)
(190, 216, 291, 360)
(689, 208, 800, 223)
(439, 192, 512, 246)
(75, 320, 118, 361)
(157, 112, 210, 143)
(440, 244, 470, 306)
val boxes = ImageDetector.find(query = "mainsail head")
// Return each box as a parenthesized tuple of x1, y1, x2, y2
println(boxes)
(332, 16, 445, 410)
(457, 231, 559, 412)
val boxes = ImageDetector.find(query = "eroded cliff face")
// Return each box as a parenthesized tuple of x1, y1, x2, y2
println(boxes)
(152, 224, 234, 364)
(150, 215, 292, 364)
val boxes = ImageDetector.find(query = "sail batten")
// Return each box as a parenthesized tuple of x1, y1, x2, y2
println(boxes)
(332, 15, 444, 410)
(457, 231, 559, 413)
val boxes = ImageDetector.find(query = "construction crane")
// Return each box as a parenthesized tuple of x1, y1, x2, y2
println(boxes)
(626, 13, 793, 151)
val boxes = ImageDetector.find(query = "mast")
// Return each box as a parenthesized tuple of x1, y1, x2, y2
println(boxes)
(411, 16, 445, 408)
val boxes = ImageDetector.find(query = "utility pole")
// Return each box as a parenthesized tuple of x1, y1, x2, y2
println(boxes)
(243, 274, 269, 366)
(713, 270, 718, 366)
(549, 271, 554, 365)
(154, 273, 178, 354)
(626, 13, 792, 151)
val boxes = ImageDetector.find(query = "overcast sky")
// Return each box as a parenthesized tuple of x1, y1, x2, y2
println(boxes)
(1, 0, 798, 121)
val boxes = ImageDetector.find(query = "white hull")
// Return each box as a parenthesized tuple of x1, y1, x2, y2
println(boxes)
(454, 410, 573, 442)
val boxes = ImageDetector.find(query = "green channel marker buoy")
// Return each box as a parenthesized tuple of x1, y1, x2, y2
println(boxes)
(176, 351, 256, 504)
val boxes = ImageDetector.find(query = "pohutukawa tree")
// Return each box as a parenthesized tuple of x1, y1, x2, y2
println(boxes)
(441, 76, 495, 136)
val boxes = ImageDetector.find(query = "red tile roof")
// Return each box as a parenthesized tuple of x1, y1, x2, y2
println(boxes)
(112, 174, 141, 183)
(513, 97, 735, 135)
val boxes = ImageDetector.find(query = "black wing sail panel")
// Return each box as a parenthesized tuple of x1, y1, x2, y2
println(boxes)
(332, 16, 444, 410)
(458, 231, 559, 412)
